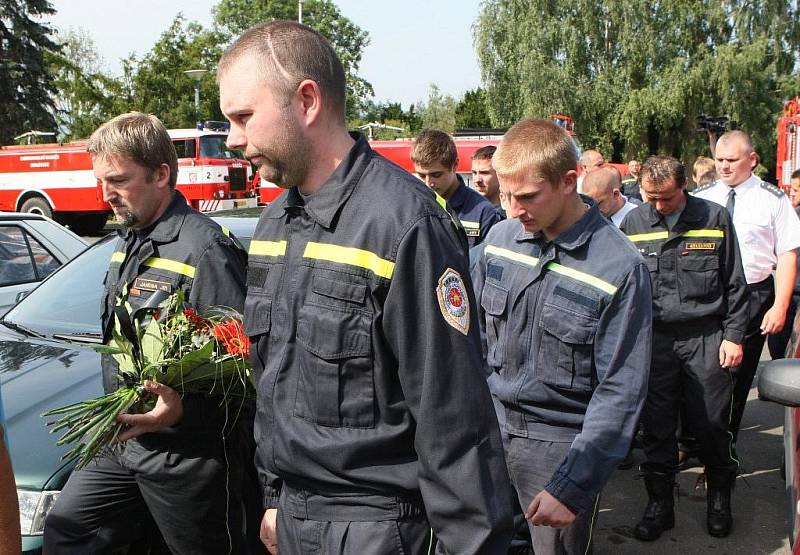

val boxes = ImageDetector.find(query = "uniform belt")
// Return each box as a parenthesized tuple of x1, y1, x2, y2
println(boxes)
(280, 484, 425, 521)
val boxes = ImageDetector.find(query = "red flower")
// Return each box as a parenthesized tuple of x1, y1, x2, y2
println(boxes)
(184, 308, 209, 330)
(211, 319, 250, 357)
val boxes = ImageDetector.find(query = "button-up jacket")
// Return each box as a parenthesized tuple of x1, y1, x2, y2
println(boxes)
(620, 194, 748, 342)
(245, 135, 513, 553)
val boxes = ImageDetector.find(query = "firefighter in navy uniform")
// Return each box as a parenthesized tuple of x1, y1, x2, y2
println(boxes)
(472, 119, 653, 555)
(219, 22, 513, 555)
(620, 156, 748, 540)
(412, 128, 502, 248)
(44, 113, 249, 555)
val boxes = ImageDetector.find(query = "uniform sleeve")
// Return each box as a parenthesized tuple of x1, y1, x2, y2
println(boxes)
(774, 194, 800, 255)
(180, 236, 248, 430)
(720, 212, 749, 343)
(544, 262, 652, 514)
(383, 214, 514, 554)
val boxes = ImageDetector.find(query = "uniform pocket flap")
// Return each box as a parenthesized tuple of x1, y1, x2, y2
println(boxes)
(297, 307, 371, 359)
(243, 296, 271, 337)
(681, 256, 718, 271)
(540, 303, 598, 344)
(480, 282, 508, 316)
(312, 274, 367, 304)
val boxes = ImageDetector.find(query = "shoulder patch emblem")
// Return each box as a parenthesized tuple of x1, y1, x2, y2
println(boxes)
(760, 181, 785, 198)
(437, 267, 470, 335)
(692, 182, 715, 194)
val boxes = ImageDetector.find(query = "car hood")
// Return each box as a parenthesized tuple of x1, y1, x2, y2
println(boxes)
(0, 325, 103, 490)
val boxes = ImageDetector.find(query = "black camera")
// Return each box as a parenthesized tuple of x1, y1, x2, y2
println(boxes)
(696, 114, 736, 134)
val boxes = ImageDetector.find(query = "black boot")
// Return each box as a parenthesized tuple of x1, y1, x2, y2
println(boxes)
(706, 470, 734, 537)
(634, 473, 675, 541)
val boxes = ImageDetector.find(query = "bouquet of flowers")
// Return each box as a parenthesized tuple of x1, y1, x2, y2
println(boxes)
(43, 290, 254, 469)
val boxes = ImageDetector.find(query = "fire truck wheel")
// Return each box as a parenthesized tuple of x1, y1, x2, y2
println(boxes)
(19, 197, 53, 219)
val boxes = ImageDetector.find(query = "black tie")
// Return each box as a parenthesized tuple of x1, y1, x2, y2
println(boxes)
(726, 189, 736, 218)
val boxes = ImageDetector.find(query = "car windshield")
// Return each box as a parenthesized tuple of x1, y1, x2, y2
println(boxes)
(200, 136, 245, 160)
(2, 236, 114, 338)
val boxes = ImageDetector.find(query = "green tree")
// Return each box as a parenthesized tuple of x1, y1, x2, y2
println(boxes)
(417, 84, 458, 133)
(47, 28, 122, 140)
(0, 0, 58, 144)
(455, 88, 491, 129)
(122, 15, 225, 127)
(475, 0, 800, 170)
(213, 0, 373, 119)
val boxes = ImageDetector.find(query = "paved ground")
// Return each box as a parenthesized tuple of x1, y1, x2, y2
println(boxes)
(594, 372, 792, 554)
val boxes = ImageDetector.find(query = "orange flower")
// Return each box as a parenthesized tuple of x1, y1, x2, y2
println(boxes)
(211, 319, 250, 357)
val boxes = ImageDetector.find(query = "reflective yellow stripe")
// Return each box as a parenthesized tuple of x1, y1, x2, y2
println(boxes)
(683, 229, 724, 238)
(484, 245, 540, 267)
(461, 221, 480, 229)
(434, 192, 447, 212)
(249, 240, 287, 257)
(220, 225, 230, 237)
(303, 242, 395, 279)
(626, 231, 669, 242)
(545, 262, 618, 295)
(627, 229, 724, 242)
(142, 257, 196, 279)
(110, 251, 125, 263)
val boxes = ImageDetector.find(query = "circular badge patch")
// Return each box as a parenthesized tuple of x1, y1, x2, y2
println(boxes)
(437, 267, 470, 335)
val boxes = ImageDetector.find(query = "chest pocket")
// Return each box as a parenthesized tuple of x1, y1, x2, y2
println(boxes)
(678, 252, 720, 301)
(294, 273, 374, 428)
(480, 281, 509, 368)
(537, 303, 598, 392)
(243, 262, 273, 338)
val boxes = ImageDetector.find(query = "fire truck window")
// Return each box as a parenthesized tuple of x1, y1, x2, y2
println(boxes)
(0, 226, 37, 286)
(172, 139, 197, 159)
(200, 136, 242, 160)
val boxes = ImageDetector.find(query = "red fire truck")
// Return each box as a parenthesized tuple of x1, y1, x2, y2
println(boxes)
(0, 123, 257, 234)
(777, 97, 800, 192)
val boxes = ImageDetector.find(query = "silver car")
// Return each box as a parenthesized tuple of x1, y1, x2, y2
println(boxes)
(0, 213, 87, 315)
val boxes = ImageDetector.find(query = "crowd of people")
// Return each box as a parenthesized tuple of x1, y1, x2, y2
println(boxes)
(0, 17, 798, 555)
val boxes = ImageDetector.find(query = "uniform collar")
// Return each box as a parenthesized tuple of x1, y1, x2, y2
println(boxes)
(644, 192, 703, 229)
(118, 190, 189, 244)
(514, 194, 603, 251)
(721, 173, 758, 193)
(279, 132, 370, 229)
(445, 175, 469, 210)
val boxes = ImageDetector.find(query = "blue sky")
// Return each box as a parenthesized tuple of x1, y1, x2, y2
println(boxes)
(47, 0, 484, 108)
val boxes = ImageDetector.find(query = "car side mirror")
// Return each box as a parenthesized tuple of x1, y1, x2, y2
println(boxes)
(15, 290, 29, 303)
(758, 359, 800, 407)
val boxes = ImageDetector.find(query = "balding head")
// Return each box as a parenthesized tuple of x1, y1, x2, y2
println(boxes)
(580, 150, 605, 174)
(714, 129, 757, 187)
(582, 166, 624, 217)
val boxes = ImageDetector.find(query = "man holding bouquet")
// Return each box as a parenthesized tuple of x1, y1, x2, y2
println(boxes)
(44, 112, 250, 554)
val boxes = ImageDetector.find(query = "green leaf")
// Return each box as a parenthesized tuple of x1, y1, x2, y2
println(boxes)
(140, 315, 164, 363)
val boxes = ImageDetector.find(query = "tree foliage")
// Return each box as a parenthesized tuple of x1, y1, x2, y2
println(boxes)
(119, 15, 226, 128)
(455, 88, 491, 129)
(475, 0, 800, 170)
(213, 0, 373, 119)
(0, 0, 58, 144)
(47, 28, 123, 140)
(416, 84, 458, 133)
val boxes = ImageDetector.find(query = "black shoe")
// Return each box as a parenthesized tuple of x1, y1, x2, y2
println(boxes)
(706, 471, 734, 537)
(634, 473, 675, 541)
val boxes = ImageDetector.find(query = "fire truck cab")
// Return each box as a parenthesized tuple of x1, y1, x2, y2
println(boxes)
(778, 97, 800, 193)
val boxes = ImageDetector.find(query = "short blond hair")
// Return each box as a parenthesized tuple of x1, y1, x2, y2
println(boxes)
(693, 156, 715, 179)
(88, 112, 178, 189)
(493, 118, 577, 185)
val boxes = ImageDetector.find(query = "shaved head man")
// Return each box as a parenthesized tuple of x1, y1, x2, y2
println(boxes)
(580, 150, 605, 174)
(582, 167, 638, 227)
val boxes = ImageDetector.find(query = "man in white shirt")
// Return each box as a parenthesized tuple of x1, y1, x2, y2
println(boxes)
(582, 167, 638, 228)
(694, 130, 800, 447)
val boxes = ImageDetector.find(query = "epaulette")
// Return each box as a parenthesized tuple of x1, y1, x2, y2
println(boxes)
(692, 182, 715, 194)
(760, 181, 785, 198)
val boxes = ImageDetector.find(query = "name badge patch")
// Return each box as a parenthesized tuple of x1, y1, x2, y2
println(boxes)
(437, 268, 470, 335)
(685, 242, 716, 250)
(132, 277, 173, 293)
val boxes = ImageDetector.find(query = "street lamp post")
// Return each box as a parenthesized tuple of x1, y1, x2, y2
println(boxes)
(183, 69, 208, 123)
